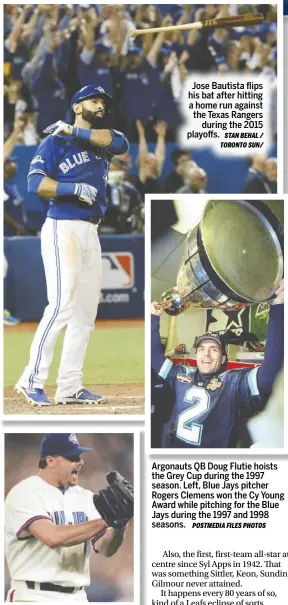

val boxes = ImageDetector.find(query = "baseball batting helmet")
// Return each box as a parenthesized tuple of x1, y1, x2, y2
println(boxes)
(71, 85, 113, 113)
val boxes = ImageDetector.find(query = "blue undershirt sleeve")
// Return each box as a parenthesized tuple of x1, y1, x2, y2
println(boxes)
(151, 315, 168, 375)
(27, 173, 45, 194)
(27, 136, 57, 189)
(257, 304, 284, 399)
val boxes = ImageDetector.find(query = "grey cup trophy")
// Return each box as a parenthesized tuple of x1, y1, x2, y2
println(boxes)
(160, 200, 283, 316)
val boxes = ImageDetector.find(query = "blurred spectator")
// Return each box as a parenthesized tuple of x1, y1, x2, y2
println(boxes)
(182, 7, 218, 73)
(4, 117, 36, 236)
(247, 37, 276, 77)
(243, 153, 272, 193)
(4, 5, 32, 82)
(177, 164, 207, 193)
(32, 32, 68, 134)
(239, 32, 253, 61)
(160, 50, 189, 102)
(4, 157, 28, 237)
(117, 46, 159, 135)
(135, 120, 167, 196)
(21, 114, 39, 145)
(208, 27, 229, 62)
(225, 40, 241, 71)
(4, 117, 26, 161)
(265, 157, 277, 193)
(116, 12, 181, 137)
(4, 255, 20, 326)
(133, 14, 182, 129)
(164, 148, 193, 193)
(100, 4, 132, 50)
(77, 8, 115, 95)
(4, 79, 32, 137)
(102, 154, 143, 233)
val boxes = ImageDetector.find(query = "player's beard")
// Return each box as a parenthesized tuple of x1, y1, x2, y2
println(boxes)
(81, 108, 105, 129)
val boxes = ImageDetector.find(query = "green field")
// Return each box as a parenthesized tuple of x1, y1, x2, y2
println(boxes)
(4, 322, 144, 387)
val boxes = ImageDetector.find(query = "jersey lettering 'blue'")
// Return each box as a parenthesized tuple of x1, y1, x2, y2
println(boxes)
(59, 151, 91, 174)
(53, 510, 88, 525)
(72, 511, 88, 524)
(53, 510, 66, 525)
(27, 133, 127, 220)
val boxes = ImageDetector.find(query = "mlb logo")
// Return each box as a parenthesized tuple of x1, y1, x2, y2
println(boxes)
(102, 253, 134, 289)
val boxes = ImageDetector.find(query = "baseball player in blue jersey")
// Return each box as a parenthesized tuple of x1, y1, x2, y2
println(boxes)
(151, 280, 284, 448)
(15, 86, 129, 406)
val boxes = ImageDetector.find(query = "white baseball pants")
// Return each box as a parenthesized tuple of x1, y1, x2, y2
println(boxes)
(17, 218, 102, 397)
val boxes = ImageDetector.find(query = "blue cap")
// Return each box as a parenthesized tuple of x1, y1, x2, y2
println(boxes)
(71, 85, 113, 112)
(159, 47, 172, 56)
(127, 46, 143, 56)
(194, 332, 227, 355)
(40, 433, 93, 458)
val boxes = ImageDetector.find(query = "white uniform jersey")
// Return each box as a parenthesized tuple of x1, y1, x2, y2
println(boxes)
(5, 476, 102, 587)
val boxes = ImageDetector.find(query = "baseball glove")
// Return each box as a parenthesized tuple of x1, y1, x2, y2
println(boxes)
(93, 471, 134, 529)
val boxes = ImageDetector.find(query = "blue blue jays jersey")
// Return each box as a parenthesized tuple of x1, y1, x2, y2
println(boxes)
(158, 360, 263, 448)
(28, 135, 116, 220)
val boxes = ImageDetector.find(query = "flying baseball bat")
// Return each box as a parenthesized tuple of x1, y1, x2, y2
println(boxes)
(130, 13, 263, 38)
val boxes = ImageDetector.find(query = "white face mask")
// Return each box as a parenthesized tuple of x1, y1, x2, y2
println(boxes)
(108, 170, 125, 185)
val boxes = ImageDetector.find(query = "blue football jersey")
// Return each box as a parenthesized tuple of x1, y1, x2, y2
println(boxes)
(28, 134, 122, 220)
(158, 360, 263, 448)
(152, 302, 283, 449)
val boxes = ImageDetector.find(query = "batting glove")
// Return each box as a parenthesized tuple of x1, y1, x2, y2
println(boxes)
(74, 183, 97, 206)
(43, 121, 73, 136)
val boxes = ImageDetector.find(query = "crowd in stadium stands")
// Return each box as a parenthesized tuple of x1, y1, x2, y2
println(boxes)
(4, 4, 278, 236)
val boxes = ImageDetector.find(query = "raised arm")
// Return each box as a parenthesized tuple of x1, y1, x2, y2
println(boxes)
(89, 129, 129, 154)
(136, 120, 149, 183)
(257, 280, 284, 399)
(147, 15, 173, 66)
(136, 119, 148, 156)
(41, 121, 129, 155)
(151, 302, 167, 373)
(5, 5, 32, 53)
(32, 50, 56, 93)
(171, 6, 192, 45)
(79, 8, 98, 65)
(4, 118, 25, 161)
(21, 7, 40, 41)
(154, 121, 167, 175)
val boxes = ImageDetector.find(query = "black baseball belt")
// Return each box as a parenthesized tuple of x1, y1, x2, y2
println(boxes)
(25, 581, 83, 593)
(80, 216, 101, 225)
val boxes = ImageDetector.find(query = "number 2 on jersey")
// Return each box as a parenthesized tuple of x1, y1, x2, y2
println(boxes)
(176, 386, 210, 446)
